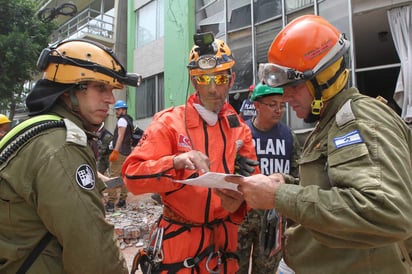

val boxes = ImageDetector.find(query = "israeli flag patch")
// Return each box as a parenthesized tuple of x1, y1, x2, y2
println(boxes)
(333, 130, 363, 149)
(76, 164, 95, 190)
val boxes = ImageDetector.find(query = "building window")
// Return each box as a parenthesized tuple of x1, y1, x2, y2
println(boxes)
(195, 0, 225, 36)
(135, 73, 164, 119)
(135, 0, 164, 48)
(253, 0, 282, 23)
(256, 20, 282, 64)
(228, 29, 253, 91)
(227, 0, 251, 31)
(286, 0, 314, 12)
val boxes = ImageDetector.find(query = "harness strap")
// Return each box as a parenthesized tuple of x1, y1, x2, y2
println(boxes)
(0, 115, 64, 273)
(157, 245, 214, 273)
(155, 246, 239, 274)
(148, 202, 238, 274)
(398, 241, 412, 273)
(16, 232, 53, 274)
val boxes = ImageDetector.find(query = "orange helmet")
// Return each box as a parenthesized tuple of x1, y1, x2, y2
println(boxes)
(188, 37, 235, 77)
(261, 15, 350, 117)
(37, 39, 142, 89)
(260, 15, 349, 88)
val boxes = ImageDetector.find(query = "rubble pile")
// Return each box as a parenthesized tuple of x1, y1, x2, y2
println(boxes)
(105, 196, 163, 250)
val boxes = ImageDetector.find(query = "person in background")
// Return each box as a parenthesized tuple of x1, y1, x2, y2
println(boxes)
(239, 84, 257, 121)
(0, 114, 11, 139)
(237, 83, 300, 274)
(122, 32, 259, 273)
(0, 38, 141, 273)
(223, 15, 412, 274)
(106, 100, 133, 211)
(97, 122, 113, 175)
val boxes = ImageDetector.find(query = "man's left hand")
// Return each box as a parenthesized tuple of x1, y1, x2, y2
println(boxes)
(234, 155, 259, 176)
(214, 188, 244, 213)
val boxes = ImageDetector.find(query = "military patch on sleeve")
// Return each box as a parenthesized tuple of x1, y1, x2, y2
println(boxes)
(76, 164, 95, 190)
(333, 130, 364, 149)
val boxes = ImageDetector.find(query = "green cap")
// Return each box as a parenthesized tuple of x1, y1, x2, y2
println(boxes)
(251, 83, 284, 102)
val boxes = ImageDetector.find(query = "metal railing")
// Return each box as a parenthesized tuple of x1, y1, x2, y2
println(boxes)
(51, 8, 114, 43)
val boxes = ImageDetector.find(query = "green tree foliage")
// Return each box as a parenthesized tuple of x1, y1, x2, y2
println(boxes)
(0, 0, 55, 118)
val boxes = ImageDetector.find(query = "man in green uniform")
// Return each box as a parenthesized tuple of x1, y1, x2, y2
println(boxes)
(0, 39, 141, 273)
(221, 15, 412, 273)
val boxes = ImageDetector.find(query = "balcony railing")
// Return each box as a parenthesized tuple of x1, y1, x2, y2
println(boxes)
(51, 7, 114, 43)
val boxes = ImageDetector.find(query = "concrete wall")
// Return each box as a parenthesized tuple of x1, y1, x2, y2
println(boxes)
(134, 38, 164, 78)
(163, 0, 195, 107)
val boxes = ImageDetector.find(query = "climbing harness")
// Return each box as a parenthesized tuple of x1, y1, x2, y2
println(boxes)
(131, 220, 164, 274)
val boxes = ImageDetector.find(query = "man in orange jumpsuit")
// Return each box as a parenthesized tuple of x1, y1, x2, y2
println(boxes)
(122, 32, 259, 273)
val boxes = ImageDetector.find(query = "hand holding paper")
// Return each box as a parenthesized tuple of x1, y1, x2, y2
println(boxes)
(173, 172, 242, 191)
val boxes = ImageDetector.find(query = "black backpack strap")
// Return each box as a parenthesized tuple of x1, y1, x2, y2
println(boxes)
(16, 232, 53, 274)
(0, 115, 65, 164)
(0, 115, 64, 273)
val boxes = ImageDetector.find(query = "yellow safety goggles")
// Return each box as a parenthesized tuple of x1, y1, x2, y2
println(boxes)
(194, 74, 231, 86)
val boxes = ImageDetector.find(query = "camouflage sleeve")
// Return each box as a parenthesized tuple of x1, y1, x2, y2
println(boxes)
(290, 131, 301, 178)
(98, 131, 113, 157)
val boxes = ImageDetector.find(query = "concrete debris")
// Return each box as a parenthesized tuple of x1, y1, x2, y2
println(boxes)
(105, 195, 163, 251)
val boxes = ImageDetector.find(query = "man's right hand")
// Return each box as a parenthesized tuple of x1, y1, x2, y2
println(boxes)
(173, 150, 210, 173)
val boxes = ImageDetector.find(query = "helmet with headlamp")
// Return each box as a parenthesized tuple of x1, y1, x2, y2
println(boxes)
(187, 32, 235, 77)
(37, 39, 142, 88)
(27, 39, 142, 116)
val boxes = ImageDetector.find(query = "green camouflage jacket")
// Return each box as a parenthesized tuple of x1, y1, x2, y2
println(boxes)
(279, 87, 412, 274)
(0, 104, 127, 274)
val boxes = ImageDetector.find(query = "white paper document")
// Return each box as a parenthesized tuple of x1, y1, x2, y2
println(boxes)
(173, 172, 242, 191)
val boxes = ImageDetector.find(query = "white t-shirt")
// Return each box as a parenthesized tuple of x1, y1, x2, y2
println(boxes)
(117, 117, 128, 128)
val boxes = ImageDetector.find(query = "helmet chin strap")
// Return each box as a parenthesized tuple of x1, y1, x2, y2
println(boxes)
(306, 59, 347, 123)
(68, 87, 100, 131)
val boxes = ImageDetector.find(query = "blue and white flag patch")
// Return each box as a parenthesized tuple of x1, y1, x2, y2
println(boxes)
(333, 130, 363, 149)
(76, 164, 95, 190)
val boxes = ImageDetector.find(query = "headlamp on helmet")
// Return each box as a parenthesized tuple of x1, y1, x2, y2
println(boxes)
(188, 32, 235, 76)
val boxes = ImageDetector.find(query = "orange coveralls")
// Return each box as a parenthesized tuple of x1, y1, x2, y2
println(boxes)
(122, 94, 258, 273)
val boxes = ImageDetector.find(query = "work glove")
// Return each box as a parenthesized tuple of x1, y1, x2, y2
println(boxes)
(109, 150, 119, 162)
(234, 154, 259, 176)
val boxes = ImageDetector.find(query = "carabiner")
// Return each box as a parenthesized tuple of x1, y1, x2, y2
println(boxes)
(183, 257, 196, 268)
(205, 251, 221, 274)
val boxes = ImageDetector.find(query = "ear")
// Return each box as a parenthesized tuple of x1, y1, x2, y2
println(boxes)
(190, 75, 197, 88)
(229, 71, 236, 88)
